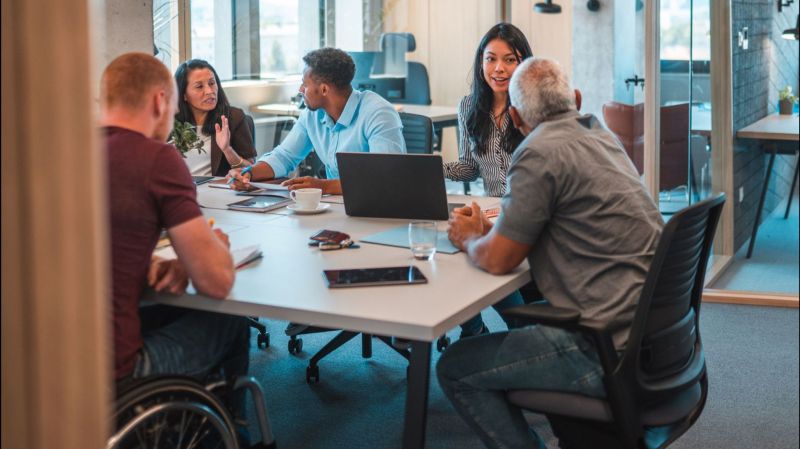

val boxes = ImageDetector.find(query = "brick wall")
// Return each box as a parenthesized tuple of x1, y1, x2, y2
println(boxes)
(731, 0, 799, 251)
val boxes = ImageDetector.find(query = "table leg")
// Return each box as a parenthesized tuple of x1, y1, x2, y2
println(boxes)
(433, 128, 444, 153)
(784, 152, 799, 219)
(402, 340, 432, 449)
(747, 144, 778, 258)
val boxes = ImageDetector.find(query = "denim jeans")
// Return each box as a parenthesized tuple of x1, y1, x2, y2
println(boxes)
(133, 305, 251, 418)
(460, 290, 525, 336)
(436, 325, 605, 449)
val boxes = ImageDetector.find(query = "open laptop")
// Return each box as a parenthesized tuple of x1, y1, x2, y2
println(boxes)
(336, 152, 462, 220)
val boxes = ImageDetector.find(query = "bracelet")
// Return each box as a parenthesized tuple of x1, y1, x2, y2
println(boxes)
(230, 157, 245, 169)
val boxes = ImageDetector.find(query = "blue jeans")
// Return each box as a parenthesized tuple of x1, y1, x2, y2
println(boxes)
(133, 305, 251, 418)
(460, 290, 525, 336)
(436, 325, 606, 449)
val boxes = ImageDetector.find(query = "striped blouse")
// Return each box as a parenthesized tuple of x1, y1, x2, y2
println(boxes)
(443, 95, 515, 197)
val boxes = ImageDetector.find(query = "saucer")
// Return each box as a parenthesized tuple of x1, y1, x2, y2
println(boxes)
(287, 203, 330, 215)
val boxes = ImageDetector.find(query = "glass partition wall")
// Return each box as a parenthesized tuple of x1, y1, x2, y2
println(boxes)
(658, 0, 713, 214)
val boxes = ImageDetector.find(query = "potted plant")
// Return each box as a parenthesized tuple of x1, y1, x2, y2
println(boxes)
(778, 86, 798, 115)
(168, 121, 205, 157)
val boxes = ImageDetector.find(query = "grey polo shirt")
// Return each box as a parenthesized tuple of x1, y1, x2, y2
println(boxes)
(495, 111, 663, 350)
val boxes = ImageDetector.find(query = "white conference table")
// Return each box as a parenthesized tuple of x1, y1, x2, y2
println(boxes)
(148, 184, 531, 449)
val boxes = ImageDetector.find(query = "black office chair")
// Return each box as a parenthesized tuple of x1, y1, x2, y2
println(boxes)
(243, 113, 271, 350)
(400, 112, 434, 154)
(405, 62, 432, 106)
(501, 193, 725, 449)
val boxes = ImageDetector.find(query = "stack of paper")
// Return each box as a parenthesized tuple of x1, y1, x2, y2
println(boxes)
(231, 244, 263, 269)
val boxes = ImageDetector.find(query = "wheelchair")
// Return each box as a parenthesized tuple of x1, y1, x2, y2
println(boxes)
(107, 375, 276, 449)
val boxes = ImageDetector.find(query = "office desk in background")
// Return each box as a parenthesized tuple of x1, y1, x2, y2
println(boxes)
(251, 102, 458, 154)
(148, 185, 530, 449)
(736, 113, 800, 258)
(251, 102, 457, 126)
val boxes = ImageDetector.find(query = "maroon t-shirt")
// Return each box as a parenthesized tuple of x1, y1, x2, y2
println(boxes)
(106, 126, 202, 379)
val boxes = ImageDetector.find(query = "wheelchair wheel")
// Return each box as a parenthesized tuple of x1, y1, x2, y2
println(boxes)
(108, 376, 239, 449)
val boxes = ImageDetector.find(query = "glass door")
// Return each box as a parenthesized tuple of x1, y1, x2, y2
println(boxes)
(658, 0, 712, 214)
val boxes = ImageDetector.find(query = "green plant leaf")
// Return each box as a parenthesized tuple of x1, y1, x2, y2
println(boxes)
(168, 121, 205, 157)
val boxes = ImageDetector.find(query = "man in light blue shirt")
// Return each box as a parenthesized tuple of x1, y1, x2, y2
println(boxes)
(228, 47, 406, 194)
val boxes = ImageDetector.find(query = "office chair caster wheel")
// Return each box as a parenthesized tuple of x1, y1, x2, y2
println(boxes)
(306, 365, 320, 383)
(288, 337, 303, 355)
(257, 332, 270, 349)
(436, 335, 450, 352)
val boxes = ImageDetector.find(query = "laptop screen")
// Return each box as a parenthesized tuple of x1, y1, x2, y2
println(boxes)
(336, 152, 451, 220)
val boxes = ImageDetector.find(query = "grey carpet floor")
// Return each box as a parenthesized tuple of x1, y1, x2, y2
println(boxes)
(245, 303, 799, 449)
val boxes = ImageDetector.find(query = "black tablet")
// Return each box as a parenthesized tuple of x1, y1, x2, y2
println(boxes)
(192, 176, 215, 185)
(227, 196, 291, 212)
(323, 266, 428, 288)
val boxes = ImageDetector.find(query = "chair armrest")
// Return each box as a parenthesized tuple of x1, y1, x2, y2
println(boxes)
(501, 304, 581, 327)
(503, 304, 621, 372)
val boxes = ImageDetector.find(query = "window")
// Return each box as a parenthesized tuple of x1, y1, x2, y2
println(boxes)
(153, 0, 182, 73)
(660, 0, 710, 62)
(260, 0, 302, 77)
(153, 0, 386, 81)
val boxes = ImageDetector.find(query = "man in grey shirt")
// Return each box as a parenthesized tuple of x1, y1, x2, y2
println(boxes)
(438, 58, 663, 449)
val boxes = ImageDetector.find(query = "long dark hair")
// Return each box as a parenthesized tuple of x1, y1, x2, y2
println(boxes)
(174, 59, 230, 137)
(465, 23, 533, 156)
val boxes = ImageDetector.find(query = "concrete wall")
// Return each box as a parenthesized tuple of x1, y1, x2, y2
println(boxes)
(571, 0, 645, 121)
(99, 0, 154, 69)
(731, 0, 799, 251)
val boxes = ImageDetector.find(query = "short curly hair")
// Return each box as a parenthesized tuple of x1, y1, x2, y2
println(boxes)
(302, 48, 355, 90)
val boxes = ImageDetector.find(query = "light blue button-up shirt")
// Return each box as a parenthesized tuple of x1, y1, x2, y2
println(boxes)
(259, 90, 406, 179)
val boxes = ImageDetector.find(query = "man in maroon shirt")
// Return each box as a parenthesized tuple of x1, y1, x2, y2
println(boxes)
(101, 53, 248, 396)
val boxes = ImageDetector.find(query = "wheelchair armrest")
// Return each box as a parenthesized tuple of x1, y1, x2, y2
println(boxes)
(502, 303, 581, 326)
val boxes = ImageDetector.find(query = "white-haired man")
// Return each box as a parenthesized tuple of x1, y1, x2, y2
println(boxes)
(437, 58, 663, 448)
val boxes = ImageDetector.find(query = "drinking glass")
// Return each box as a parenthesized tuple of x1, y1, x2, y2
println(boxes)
(408, 221, 437, 260)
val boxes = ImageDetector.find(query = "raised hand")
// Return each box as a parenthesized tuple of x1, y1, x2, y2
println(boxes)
(215, 115, 231, 152)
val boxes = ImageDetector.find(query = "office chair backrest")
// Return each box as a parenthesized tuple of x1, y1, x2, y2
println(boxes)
(379, 32, 416, 52)
(602, 101, 690, 192)
(244, 113, 256, 146)
(659, 103, 690, 191)
(622, 194, 725, 408)
(399, 112, 433, 154)
(602, 102, 645, 174)
(405, 62, 432, 105)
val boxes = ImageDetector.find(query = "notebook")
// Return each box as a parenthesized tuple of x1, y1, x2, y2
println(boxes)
(360, 225, 461, 254)
(232, 245, 263, 269)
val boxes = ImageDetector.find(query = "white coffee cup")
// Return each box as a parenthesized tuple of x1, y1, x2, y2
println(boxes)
(290, 188, 322, 210)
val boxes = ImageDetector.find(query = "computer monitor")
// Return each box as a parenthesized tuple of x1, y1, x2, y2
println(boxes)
(348, 51, 406, 102)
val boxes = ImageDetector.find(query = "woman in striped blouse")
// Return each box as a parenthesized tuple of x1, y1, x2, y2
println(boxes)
(444, 23, 532, 197)
(445, 23, 533, 338)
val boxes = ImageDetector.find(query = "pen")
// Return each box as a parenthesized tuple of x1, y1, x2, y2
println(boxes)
(227, 165, 254, 185)
(208, 217, 215, 227)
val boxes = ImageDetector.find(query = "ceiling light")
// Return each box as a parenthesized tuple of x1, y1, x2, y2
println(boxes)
(534, 0, 562, 14)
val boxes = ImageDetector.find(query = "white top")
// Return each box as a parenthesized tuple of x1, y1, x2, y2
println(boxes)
(148, 186, 530, 341)
(184, 134, 213, 176)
